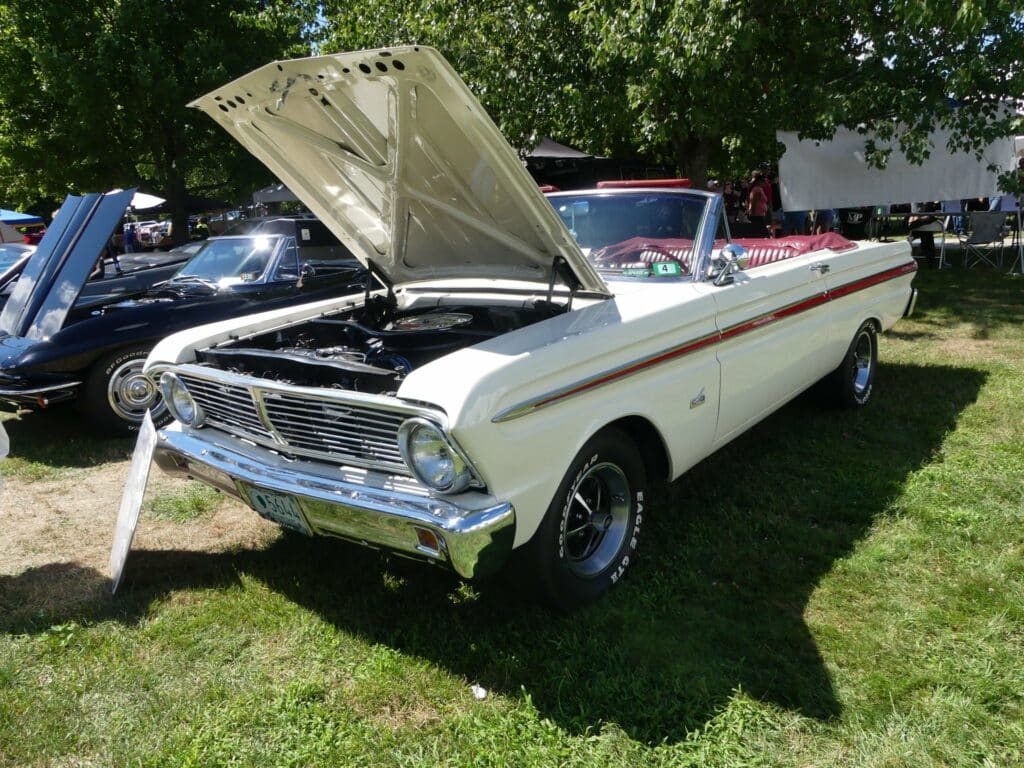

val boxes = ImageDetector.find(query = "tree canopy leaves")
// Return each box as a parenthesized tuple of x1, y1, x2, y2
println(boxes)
(0, 0, 1021, 216)
(322, 0, 1023, 188)
(0, 0, 318, 233)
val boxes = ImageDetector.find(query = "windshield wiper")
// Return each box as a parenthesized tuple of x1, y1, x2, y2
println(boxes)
(165, 275, 219, 290)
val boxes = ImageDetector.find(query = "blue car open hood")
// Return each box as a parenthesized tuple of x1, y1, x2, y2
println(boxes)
(0, 190, 132, 340)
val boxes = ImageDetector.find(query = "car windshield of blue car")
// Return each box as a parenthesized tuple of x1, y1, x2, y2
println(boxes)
(0, 243, 31, 272)
(551, 193, 708, 279)
(171, 235, 282, 287)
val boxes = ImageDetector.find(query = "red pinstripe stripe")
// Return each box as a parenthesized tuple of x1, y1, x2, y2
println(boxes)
(829, 261, 918, 300)
(513, 260, 916, 415)
(534, 332, 720, 407)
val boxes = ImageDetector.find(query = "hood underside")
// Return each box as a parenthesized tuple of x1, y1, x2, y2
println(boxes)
(189, 46, 608, 295)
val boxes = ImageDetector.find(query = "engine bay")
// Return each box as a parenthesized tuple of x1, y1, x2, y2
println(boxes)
(195, 297, 559, 394)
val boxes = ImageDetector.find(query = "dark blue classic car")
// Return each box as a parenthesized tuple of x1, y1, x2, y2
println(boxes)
(0, 190, 365, 434)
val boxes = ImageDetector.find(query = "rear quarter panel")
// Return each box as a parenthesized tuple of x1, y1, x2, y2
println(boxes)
(821, 240, 916, 364)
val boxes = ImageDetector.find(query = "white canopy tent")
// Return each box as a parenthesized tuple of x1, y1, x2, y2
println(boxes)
(777, 128, 1018, 210)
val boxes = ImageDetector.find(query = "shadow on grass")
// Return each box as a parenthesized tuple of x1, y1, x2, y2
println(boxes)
(0, 362, 986, 744)
(1, 406, 134, 471)
(907, 268, 1024, 334)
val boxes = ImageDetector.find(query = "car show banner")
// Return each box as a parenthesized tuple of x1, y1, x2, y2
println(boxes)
(777, 128, 1018, 210)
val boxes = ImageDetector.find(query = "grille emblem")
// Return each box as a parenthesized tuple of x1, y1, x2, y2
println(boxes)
(321, 404, 354, 422)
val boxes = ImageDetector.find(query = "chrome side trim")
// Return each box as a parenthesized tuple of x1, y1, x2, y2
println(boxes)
(0, 381, 81, 397)
(154, 425, 514, 578)
(691, 194, 725, 282)
(493, 261, 916, 423)
(491, 329, 720, 422)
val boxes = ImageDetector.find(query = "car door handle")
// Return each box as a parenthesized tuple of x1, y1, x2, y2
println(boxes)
(810, 262, 830, 274)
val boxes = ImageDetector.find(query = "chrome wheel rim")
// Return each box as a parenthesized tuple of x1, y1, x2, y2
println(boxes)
(562, 462, 631, 578)
(852, 331, 874, 396)
(107, 359, 164, 423)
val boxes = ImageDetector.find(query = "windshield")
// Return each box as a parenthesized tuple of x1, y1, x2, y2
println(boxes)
(552, 192, 709, 278)
(173, 235, 283, 284)
(0, 244, 30, 272)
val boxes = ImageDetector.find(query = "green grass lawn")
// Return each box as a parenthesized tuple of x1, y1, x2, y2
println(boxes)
(1, 268, 1022, 767)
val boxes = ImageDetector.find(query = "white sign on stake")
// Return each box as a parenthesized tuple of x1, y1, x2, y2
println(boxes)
(110, 410, 157, 594)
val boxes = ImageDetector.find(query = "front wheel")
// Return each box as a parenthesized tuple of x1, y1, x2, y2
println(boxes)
(79, 346, 170, 435)
(521, 428, 647, 611)
(831, 321, 878, 409)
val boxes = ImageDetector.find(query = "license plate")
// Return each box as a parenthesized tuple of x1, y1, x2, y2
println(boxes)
(244, 486, 311, 536)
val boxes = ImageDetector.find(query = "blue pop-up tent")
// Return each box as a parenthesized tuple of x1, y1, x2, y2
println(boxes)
(0, 208, 43, 225)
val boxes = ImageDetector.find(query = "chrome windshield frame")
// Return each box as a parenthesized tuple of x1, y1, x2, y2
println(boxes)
(545, 188, 720, 283)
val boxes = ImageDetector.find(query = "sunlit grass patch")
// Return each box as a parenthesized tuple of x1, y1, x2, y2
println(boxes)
(143, 485, 224, 522)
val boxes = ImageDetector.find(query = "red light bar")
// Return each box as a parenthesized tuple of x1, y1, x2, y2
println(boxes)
(596, 178, 692, 189)
(538, 184, 560, 193)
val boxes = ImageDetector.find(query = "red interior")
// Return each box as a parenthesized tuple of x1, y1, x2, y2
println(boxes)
(592, 233, 856, 274)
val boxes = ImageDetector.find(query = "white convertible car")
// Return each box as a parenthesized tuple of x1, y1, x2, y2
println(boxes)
(143, 47, 917, 609)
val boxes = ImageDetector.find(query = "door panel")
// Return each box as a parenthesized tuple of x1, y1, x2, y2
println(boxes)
(710, 256, 831, 446)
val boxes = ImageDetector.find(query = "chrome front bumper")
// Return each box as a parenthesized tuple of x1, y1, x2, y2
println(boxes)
(0, 379, 81, 407)
(153, 425, 516, 579)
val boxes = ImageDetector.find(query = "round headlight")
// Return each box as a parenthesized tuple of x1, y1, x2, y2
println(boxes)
(158, 372, 204, 427)
(398, 418, 470, 493)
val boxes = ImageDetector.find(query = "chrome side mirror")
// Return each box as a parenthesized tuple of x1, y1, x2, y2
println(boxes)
(296, 262, 315, 287)
(708, 243, 749, 285)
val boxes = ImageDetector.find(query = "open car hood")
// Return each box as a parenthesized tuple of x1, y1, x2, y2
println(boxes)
(189, 46, 609, 295)
(0, 190, 132, 340)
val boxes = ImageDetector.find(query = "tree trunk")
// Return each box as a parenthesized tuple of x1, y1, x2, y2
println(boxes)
(674, 135, 711, 191)
(167, 172, 189, 247)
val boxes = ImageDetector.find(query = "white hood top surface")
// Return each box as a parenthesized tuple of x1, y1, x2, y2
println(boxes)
(190, 46, 608, 294)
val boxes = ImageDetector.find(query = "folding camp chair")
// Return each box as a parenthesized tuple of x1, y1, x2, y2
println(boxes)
(959, 211, 1007, 268)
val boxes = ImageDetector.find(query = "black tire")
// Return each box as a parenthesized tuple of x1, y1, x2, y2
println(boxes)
(520, 428, 647, 611)
(79, 346, 170, 436)
(830, 320, 878, 409)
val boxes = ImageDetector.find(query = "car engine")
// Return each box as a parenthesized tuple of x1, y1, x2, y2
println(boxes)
(194, 300, 555, 394)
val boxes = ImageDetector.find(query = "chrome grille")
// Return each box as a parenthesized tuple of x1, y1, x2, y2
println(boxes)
(178, 374, 273, 440)
(174, 369, 418, 474)
(262, 392, 406, 471)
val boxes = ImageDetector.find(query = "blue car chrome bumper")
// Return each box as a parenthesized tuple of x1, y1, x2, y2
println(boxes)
(0, 377, 81, 407)
(152, 424, 516, 579)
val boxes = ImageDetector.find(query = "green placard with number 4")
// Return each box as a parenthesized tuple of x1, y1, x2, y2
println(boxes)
(652, 262, 682, 276)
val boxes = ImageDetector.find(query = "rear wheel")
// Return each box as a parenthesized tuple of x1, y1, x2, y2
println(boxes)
(831, 321, 878, 409)
(521, 428, 647, 611)
(79, 346, 170, 435)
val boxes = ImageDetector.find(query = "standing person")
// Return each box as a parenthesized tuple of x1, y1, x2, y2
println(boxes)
(769, 172, 783, 236)
(737, 179, 751, 223)
(781, 209, 808, 236)
(193, 216, 210, 240)
(747, 173, 769, 234)
(722, 181, 741, 222)
(814, 208, 836, 235)
(908, 202, 940, 267)
(124, 224, 138, 253)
